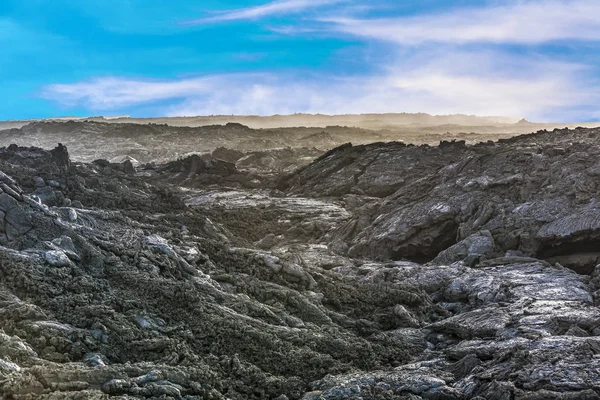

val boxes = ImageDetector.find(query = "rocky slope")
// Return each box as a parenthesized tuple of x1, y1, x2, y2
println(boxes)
(0, 126, 599, 399)
(282, 129, 600, 273)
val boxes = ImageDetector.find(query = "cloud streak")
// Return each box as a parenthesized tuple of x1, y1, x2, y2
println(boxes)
(41, 76, 218, 109)
(39, 50, 598, 121)
(320, 0, 600, 45)
(181, 0, 345, 25)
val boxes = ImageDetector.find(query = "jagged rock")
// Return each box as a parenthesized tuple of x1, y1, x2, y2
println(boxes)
(43, 250, 74, 267)
(432, 230, 495, 266)
(33, 176, 45, 187)
(428, 307, 510, 339)
(143, 235, 178, 259)
(50, 143, 71, 169)
(537, 209, 600, 241)
(48, 235, 80, 260)
(123, 159, 136, 174)
(65, 207, 78, 222)
(255, 233, 279, 249)
(83, 352, 108, 367)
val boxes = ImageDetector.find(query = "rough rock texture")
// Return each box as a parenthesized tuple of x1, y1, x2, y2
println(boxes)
(432, 231, 495, 266)
(1, 126, 600, 399)
(283, 128, 600, 272)
(0, 145, 434, 399)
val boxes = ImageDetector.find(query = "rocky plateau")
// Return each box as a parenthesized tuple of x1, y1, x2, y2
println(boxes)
(0, 120, 599, 399)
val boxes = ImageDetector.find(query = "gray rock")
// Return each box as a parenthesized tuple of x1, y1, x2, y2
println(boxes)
(43, 250, 74, 267)
(428, 307, 510, 339)
(83, 352, 108, 367)
(65, 207, 78, 222)
(537, 209, 600, 240)
(33, 176, 45, 187)
(432, 230, 495, 265)
(143, 235, 178, 259)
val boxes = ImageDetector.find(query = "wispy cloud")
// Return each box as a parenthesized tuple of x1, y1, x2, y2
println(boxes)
(41, 76, 217, 109)
(35, 1, 600, 122)
(181, 0, 346, 25)
(320, 1, 600, 45)
(39, 49, 598, 121)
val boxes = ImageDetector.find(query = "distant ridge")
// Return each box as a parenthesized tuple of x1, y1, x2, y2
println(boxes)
(1, 113, 598, 131)
(66, 112, 524, 129)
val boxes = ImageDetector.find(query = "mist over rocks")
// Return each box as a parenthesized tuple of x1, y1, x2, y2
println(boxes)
(0, 115, 591, 167)
(0, 124, 600, 398)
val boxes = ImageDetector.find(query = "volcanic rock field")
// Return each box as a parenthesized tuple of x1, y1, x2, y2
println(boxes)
(1, 119, 600, 399)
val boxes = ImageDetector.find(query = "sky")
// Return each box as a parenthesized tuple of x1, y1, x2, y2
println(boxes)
(1, 0, 600, 121)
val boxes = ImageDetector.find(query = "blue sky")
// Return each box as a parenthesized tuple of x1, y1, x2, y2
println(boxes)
(1, 0, 599, 121)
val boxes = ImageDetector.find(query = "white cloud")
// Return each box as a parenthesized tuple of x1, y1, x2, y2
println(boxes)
(181, 0, 346, 25)
(39, 50, 598, 122)
(38, 1, 600, 122)
(319, 0, 600, 45)
(41, 76, 218, 109)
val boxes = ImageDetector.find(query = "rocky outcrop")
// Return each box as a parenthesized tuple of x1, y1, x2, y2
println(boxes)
(431, 230, 495, 266)
(284, 128, 600, 273)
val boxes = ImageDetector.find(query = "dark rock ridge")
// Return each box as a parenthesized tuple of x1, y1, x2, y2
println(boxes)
(0, 126, 599, 399)
(283, 128, 600, 273)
